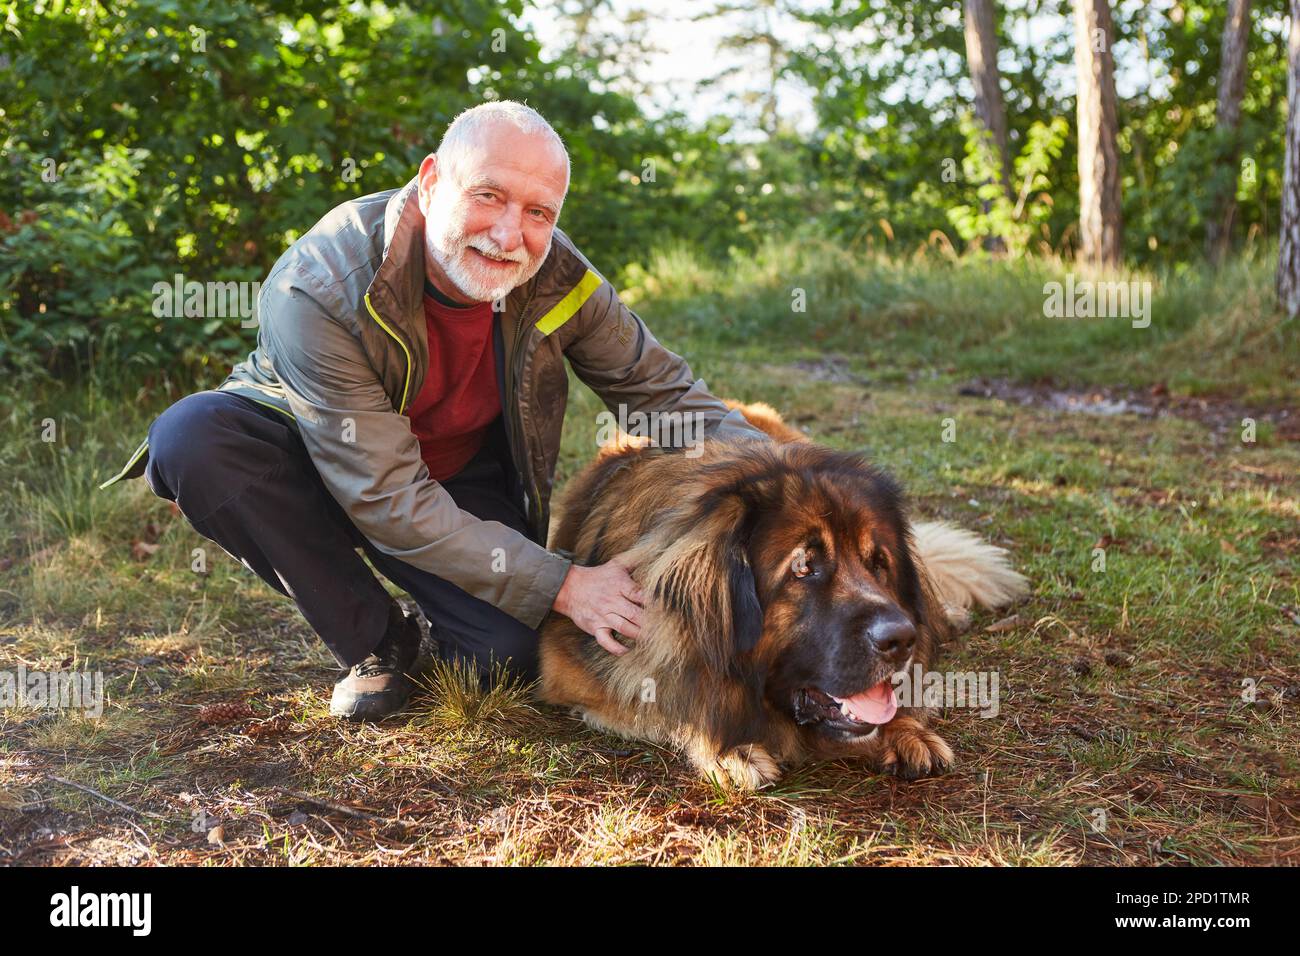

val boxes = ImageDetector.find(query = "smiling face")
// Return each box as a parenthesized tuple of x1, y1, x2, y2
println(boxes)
(417, 122, 568, 304)
(744, 462, 927, 748)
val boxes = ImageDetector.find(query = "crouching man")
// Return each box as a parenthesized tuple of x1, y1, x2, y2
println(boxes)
(102, 101, 767, 720)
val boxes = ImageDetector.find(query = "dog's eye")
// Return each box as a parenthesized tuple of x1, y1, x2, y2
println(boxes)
(868, 547, 889, 575)
(791, 548, 816, 579)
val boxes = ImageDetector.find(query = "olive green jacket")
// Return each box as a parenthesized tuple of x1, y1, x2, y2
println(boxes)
(102, 175, 769, 629)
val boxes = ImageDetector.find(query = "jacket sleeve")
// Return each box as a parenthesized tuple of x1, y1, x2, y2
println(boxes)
(260, 264, 572, 629)
(562, 275, 773, 446)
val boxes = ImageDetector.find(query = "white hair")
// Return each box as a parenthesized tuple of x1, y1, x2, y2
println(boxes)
(436, 100, 570, 194)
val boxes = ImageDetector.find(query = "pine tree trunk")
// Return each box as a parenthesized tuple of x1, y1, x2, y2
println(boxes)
(963, 0, 1014, 201)
(1074, 0, 1123, 267)
(1279, 0, 1300, 318)
(1207, 0, 1254, 265)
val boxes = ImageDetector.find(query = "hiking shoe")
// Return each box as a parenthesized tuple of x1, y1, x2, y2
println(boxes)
(329, 603, 422, 721)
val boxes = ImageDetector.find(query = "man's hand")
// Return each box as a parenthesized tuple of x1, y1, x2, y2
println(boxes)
(552, 555, 646, 655)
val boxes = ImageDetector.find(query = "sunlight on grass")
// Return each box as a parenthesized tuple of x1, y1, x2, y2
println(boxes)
(26, 706, 149, 753)
(694, 815, 868, 866)
(407, 656, 538, 732)
(1, 244, 1295, 865)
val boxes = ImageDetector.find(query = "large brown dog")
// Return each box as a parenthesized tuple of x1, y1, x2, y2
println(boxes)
(538, 401, 1027, 789)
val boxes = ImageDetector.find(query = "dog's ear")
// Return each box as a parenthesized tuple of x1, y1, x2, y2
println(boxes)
(725, 538, 764, 654)
(642, 495, 764, 676)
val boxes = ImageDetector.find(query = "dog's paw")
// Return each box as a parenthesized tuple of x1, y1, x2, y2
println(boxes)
(575, 707, 626, 739)
(876, 718, 954, 780)
(702, 744, 782, 791)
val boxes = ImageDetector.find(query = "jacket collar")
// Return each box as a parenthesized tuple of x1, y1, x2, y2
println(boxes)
(369, 175, 426, 328)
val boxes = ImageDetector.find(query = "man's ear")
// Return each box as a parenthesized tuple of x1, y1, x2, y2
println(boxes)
(416, 153, 439, 214)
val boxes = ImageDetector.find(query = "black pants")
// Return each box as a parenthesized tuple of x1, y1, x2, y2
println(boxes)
(143, 390, 543, 681)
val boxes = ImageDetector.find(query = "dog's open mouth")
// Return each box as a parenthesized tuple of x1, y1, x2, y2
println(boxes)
(794, 681, 898, 735)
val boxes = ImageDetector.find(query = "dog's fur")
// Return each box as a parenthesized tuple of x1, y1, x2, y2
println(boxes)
(538, 401, 1028, 789)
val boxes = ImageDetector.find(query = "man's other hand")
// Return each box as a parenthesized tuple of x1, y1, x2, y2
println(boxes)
(552, 555, 646, 655)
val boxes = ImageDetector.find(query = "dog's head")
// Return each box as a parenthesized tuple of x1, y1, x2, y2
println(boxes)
(640, 440, 930, 754)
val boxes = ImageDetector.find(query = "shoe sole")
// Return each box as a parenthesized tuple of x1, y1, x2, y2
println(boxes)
(329, 686, 413, 721)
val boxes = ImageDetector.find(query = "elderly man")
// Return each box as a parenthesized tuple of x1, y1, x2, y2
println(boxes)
(103, 101, 767, 720)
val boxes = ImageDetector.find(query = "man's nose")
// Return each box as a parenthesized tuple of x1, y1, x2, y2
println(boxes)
(489, 208, 524, 253)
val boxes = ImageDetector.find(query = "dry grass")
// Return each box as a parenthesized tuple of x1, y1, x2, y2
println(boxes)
(1, 275, 1297, 865)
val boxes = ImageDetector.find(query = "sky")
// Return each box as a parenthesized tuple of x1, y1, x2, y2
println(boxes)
(520, 0, 820, 135)
(516, 0, 1237, 138)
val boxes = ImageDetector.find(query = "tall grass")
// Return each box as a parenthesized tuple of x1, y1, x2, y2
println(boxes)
(621, 237, 1295, 401)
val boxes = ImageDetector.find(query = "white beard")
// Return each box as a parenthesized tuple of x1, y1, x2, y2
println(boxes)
(426, 208, 551, 304)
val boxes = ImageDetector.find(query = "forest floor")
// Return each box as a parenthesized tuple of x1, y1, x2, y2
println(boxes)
(2, 250, 1297, 865)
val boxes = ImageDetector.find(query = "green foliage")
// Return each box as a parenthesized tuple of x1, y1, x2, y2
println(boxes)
(0, 0, 1295, 370)
(793, 0, 1291, 262)
(0, 0, 680, 370)
(1119, 0, 1290, 259)
(948, 114, 1069, 256)
(1, 137, 159, 366)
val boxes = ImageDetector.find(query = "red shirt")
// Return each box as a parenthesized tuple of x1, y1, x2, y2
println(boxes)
(406, 291, 500, 482)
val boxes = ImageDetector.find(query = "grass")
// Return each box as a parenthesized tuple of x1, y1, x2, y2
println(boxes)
(623, 236, 1298, 403)
(0, 242, 1296, 865)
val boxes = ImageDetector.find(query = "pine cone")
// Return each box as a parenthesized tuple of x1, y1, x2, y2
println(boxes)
(198, 701, 255, 725)
(245, 715, 293, 739)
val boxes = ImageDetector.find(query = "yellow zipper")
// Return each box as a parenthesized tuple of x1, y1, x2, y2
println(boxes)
(363, 292, 413, 414)
(238, 394, 296, 421)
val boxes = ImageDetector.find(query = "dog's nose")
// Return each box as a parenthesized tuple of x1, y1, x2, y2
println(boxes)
(866, 607, 916, 663)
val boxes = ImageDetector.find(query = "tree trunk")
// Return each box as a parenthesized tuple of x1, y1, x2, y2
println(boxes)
(1279, 0, 1300, 318)
(963, 0, 1014, 201)
(1207, 0, 1254, 265)
(1074, 0, 1123, 267)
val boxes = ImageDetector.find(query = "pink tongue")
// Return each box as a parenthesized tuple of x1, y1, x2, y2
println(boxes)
(836, 681, 898, 725)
